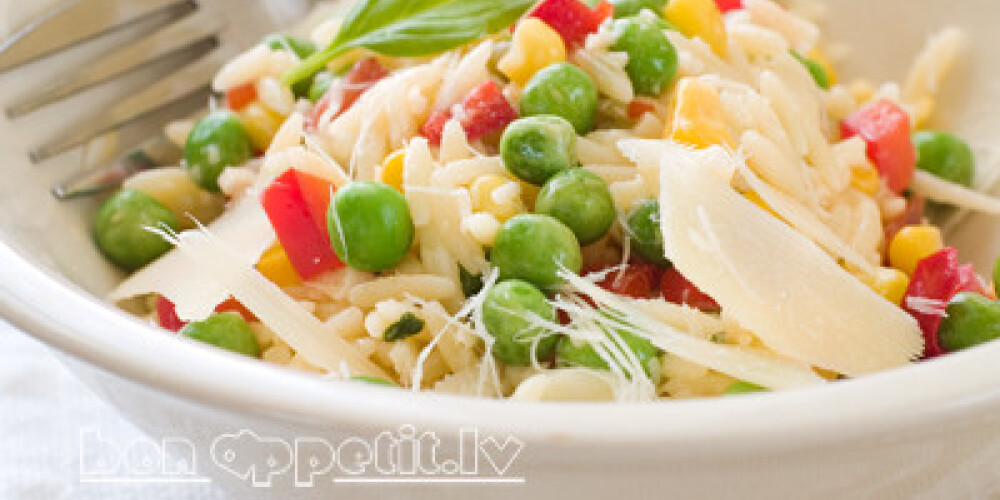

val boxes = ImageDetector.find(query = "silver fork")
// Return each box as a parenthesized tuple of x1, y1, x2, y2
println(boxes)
(0, 0, 319, 198)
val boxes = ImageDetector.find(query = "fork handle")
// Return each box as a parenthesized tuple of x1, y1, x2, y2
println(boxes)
(52, 135, 182, 200)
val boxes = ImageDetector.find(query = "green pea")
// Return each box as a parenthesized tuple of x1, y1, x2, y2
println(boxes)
(482, 279, 560, 365)
(93, 189, 178, 271)
(913, 131, 975, 188)
(790, 51, 830, 90)
(520, 63, 599, 134)
(556, 326, 661, 382)
(328, 181, 414, 272)
(308, 71, 335, 103)
(625, 199, 669, 267)
(724, 381, 767, 395)
(500, 116, 578, 185)
(351, 375, 398, 387)
(612, 16, 678, 96)
(263, 34, 316, 59)
(491, 214, 583, 289)
(180, 313, 261, 357)
(183, 110, 254, 192)
(610, 0, 668, 18)
(937, 292, 1000, 352)
(264, 34, 318, 98)
(535, 169, 616, 245)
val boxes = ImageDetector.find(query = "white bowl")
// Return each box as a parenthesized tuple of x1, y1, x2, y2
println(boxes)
(3, 0, 1000, 498)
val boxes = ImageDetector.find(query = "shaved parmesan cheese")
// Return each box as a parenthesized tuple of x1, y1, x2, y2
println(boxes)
(162, 229, 388, 378)
(910, 170, 1000, 215)
(108, 197, 275, 321)
(655, 145, 923, 375)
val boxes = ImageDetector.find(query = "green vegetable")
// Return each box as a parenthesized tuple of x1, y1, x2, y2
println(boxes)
(351, 375, 398, 386)
(724, 381, 767, 395)
(459, 265, 485, 298)
(994, 256, 1000, 299)
(912, 130, 976, 188)
(183, 110, 255, 192)
(482, 279, 560, 365)
(612, 16, 678, 96)
(180, 313, 261, 357)
(328, 181, 415, 272)
(790, 51, 830, 90)
(93, 189, 178, 271)
(535, 169, 616, 245)
(937, 292, 1000, 352)
(264, 34, 319, 98)
(500, 115, 578, 185)
(625, 199, 669, 266)
(491, 214, 583, 289)
(308, 71, 335, 103)
(264, 34, 317, 59)
(519, 63, 599, 134)
(610, 0, 668, 18)
(383, 312, 425, 341)
(283, 0, 536, 86)
(556, 326, 662, 382)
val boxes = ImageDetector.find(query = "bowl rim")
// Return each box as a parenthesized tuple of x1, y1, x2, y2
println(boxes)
(4, 237, 1000, 448)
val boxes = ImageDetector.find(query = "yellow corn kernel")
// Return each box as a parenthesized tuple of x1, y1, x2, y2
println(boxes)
(889, 225, 944, 276)
(497, 18, 567, 86)
(256, 244, 301, 287)
(238, 101, 283, 151)
(667, 78, 733, 149)
(850, 163, 881, 196)
(470, 175, 525, 222)
(381, 150, 405, 193)
(808, 48, 838, 86)
(664, 0, 727, 57)
(860, 267, 911, 306)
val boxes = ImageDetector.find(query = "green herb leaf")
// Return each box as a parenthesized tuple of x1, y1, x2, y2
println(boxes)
(351, 375, 398, 386)
(459, 265, 485, 298)
(383, 312, 426, 341)
(283, 0, 537, 86)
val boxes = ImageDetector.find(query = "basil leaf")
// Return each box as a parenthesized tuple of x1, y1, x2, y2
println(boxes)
(383, 312, 426, 341)
(458, 265, 484, 298)
(283, 0, 536, 85)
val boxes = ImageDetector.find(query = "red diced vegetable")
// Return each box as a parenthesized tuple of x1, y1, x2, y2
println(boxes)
(597, 261, 661, 299)
(215, 298, 258, 322)
(841, 99, 916, 194)
(225, 83, 257, 111)
(903, 247, 987, 357)
(306, 57, 388, 129)
(661, 267, 720, 312)
(156, 295, 186, 332)
(289, 169, 335, 241)
(714, 0, 744, 13)
(421, 80, 517, 145)
(627, 99, 657, 120)
(525, 0, 612, 47)
(261, 169, 343, 279)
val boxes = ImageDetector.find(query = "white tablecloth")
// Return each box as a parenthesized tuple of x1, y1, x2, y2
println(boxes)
(0, 321, 228, 500)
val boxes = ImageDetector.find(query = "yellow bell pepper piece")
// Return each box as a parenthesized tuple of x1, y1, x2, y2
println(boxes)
(381, 150, 405, 193)
(238, 101, 283, 151)
(497, 18, 567, 86)
(256, 244, 301, 287)
(861, 267, 911, 306)
(664, 0, 728, 57)
(667, 78, 733, 149)
(888, 225, 944, 276)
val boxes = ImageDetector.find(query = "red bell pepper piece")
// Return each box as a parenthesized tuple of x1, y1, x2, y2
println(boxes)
(525, 0, 613, 48)
(156, 295, 187, 332)
(306, 57, 389, 129)
(420, 80, 518, 145)
(841, 99, 916, 194)
(714, 0, 744, 13)
(661, 267, 721, 312)
(215, 298, 259, 322)
(261, 169, 342, 279)
(225, 82, 257, 111)
(597, 261, 662, 299)
(627, 99, 657, 120)
(903, 247, 987, 357)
